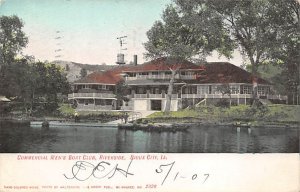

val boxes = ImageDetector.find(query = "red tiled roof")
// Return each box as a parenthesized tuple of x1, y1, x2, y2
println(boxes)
(74, 71, 120, 84)
(74, 59, 270, 85)
(195, 62, 270, 84)
(74, 64, 137, 84)
(123, 57, 204, 72)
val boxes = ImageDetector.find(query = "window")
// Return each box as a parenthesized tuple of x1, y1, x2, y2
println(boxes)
(241, 85, 252, 94)
(97, 85, 107, 90)
(258, 86, 270, 95)
(128, 73, 136, 77)
(197, 85, 209, 94)
(230, 85, 240, 94)
(84, 99, 94, 105)
(84, 84, 92, 89)
(211, 85, 219, 94)
(137, 87, 146, 94)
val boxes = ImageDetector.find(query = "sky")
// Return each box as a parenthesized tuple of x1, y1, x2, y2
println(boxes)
(0, 0, 243, 65)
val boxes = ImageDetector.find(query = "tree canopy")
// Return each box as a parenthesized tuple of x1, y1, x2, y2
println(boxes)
(144, 4, 234, 62)
(0, 15, 28, 66)
(0, 15, 70, 114)
(144, 0, 299, 103)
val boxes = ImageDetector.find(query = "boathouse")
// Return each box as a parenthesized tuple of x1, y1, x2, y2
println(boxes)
(68, 57, 287, 111)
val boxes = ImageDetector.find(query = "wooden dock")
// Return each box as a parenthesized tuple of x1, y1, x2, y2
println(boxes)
(118, 123, 190, 132)
(30, 121, 118, 128)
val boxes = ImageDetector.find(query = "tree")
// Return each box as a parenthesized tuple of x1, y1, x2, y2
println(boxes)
(0, 60, 70, 114)
(80, 68, 87, 78)
(266, 0, 299, 104)
(0, 15, 28, 67)
(144, 0, 299, 105)
(115, 80, 130, 110)
(32, 62, 70, 113)
(217, 83, 232, 107)
(144, 4, 234, 62)
(164, 62, 182, 113)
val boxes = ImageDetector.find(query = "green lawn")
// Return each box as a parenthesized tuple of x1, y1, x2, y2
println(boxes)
(147, 104, 300, 124)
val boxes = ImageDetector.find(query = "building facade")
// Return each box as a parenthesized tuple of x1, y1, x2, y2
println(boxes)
(68, 57, 287, 111)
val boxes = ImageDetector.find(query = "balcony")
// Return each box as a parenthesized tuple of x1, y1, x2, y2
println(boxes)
(68, 93, 116, 99)
(149, 93, 163, 98)
(134, 94, 148, 98)
(133, 94, 178, 99)
(125, 74, 195, 81)
(181, 93, 287, 100)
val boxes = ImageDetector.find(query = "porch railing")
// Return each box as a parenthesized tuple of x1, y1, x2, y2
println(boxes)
(181, 93, 287, 100)
(68, 93, 116, 99)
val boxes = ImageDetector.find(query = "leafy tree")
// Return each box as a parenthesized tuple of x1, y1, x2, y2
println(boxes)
(31, 62, 70, 113)
(144, 5, 234, 62)
(217, 83, 232, 107)
(266, 0, 299, 104)
(0, 15, 28, 66)
(0, 60, 70, 114)
(115, 80, 130, 110)
(80, 68, 87, 78)
(144, 0, 299, 105)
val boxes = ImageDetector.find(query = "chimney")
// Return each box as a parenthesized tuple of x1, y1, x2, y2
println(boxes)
(133, 55, 137, 66)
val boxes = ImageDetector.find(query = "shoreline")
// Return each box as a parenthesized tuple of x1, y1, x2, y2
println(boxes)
(1, 118, 298, 129)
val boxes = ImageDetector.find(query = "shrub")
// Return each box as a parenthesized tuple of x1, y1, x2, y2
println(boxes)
(216, 99, 230, 108)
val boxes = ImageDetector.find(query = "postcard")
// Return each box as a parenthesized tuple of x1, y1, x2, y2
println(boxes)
(0, 0, 299, 191)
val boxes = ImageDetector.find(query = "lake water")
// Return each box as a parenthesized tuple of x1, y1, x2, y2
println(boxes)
(0, 122, 298, 153)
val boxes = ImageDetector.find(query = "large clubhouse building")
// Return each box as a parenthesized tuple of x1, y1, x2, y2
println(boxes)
(68, 57, 287, 111)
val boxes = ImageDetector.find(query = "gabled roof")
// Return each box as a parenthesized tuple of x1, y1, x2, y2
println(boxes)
(73, 59, 270, 85)
(123, 57, 204, 72)
(74, 71, 120, 84)
(193, 62, 270, 84)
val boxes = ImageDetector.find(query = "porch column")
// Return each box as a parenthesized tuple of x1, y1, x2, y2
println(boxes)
(93, 93, 95, 110)
(131, 89, 135, 98)
(162, 90, 166, 98)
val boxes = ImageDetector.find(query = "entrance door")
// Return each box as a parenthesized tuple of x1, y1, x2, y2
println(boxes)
(151, 100, 162, 111)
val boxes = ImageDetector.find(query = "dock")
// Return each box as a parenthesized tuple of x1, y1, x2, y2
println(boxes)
(118, 123, 190, 132)
(30, 121, 118, 128)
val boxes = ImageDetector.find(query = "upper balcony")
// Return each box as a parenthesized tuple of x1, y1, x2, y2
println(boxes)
(68, 92, 116, 99)
(125, 74, 196, 81)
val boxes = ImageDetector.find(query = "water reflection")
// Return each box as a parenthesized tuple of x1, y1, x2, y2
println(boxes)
(0, 122, 298, 153)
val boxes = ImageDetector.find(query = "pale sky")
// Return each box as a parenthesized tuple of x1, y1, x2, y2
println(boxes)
(0, 0, 243, 66)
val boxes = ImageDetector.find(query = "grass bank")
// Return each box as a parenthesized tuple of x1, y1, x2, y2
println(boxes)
(50, 104, 124, 123)
(145, 104, 300, 127)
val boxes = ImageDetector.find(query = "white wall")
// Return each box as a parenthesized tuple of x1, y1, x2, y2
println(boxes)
(162, 100, 178, 111)
(133, 100, 148, 111)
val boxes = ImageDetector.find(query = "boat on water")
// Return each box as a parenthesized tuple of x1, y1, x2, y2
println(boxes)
(233, 121, 251, 128)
